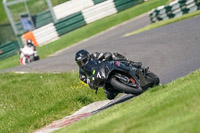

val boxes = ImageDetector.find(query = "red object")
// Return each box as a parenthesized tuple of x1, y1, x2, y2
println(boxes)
(22, 31, 38, 47)
(130, 78, 136, 84)
(20, 58, 23, 65)
(116, 61, 120, 66)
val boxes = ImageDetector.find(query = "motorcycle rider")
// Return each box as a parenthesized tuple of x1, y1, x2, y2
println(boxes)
(20, 39, 39, 65)
(75, 49, 142, 100)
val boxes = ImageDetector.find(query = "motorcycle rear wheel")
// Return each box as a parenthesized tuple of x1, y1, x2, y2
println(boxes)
(110, 77, 143, 95)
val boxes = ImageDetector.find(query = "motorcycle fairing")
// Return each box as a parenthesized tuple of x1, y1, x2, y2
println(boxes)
(85, 59, 140, 89)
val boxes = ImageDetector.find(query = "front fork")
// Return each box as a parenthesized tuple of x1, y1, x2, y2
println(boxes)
(129, 65, 149, 88)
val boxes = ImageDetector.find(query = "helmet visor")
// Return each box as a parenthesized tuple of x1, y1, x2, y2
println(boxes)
(77, 57, 88, 67)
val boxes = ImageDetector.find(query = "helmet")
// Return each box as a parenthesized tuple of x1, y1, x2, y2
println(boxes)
(27, 39, 33, 47)
(75, 49, 90, 67)
(27, 39, 32, 44)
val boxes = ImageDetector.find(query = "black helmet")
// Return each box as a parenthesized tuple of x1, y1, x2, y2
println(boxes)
(75, 49, 90, 67)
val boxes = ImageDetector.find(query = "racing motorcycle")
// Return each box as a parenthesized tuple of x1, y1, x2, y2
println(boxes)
(87, 59, 160, 95)
(20, 46, 39, 65)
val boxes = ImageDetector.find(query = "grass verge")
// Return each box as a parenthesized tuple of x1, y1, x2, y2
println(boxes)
(124, 10, 200, 37)
(0, 72, 106, 133)
(0, 0, 169, 71)
(55, 69, 200, 133)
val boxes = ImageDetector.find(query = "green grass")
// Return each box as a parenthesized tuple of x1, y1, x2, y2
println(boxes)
(0, 0, 8, 24)
(55, 69, 200, 133)
(0, 0, 169, 71)
(1, 67, 200, 133)
(0, 72, 106, 133)
(125, 10, 200, 37)
(0, 55, 19, 70)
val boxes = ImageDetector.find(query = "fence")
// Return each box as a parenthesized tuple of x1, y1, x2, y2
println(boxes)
(93, 0, 107, 4)
(34, 10, 54, 28)
(0, 41, 20, 60)
(82, 0, 117, 24)
(54, 12, 86, 36)
(2, 0, 144, 60)
(149, 0, 200, 23)
(21, 0, 144, 46)
(114, 0, 144, 12)
(53, 0, 94, 20)
(32, 23, 59, 46)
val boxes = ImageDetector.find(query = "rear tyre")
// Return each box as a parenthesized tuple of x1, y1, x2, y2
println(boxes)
(110, 77, 143, 95)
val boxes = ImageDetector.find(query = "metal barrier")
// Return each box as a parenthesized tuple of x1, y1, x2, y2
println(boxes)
(149, 0, 200, 23)
(54, 12, 86, 36)
(1, 0, 145, 60)
(21, 0, 144, 46)
(82, 0, 117, 24)
(114, 0, 144, 12)
(0, 41, 20, 60)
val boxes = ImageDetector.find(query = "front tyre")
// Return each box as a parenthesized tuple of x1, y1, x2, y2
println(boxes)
(110, 77, 143, 95)
(145, 72, 160, 88)
(25, 58, 29, 64)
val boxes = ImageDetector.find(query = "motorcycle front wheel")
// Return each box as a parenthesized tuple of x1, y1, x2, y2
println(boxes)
(110, 77, 143, 95)
(145, 72, 160, 88)
(25, 58, 30, 64)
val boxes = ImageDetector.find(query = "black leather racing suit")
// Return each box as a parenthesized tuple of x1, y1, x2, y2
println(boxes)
(78, 52, 141, 100)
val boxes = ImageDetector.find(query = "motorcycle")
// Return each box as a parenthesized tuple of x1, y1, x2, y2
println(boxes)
(86, 59, 160, 95)
(20, 46, 39, 65)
